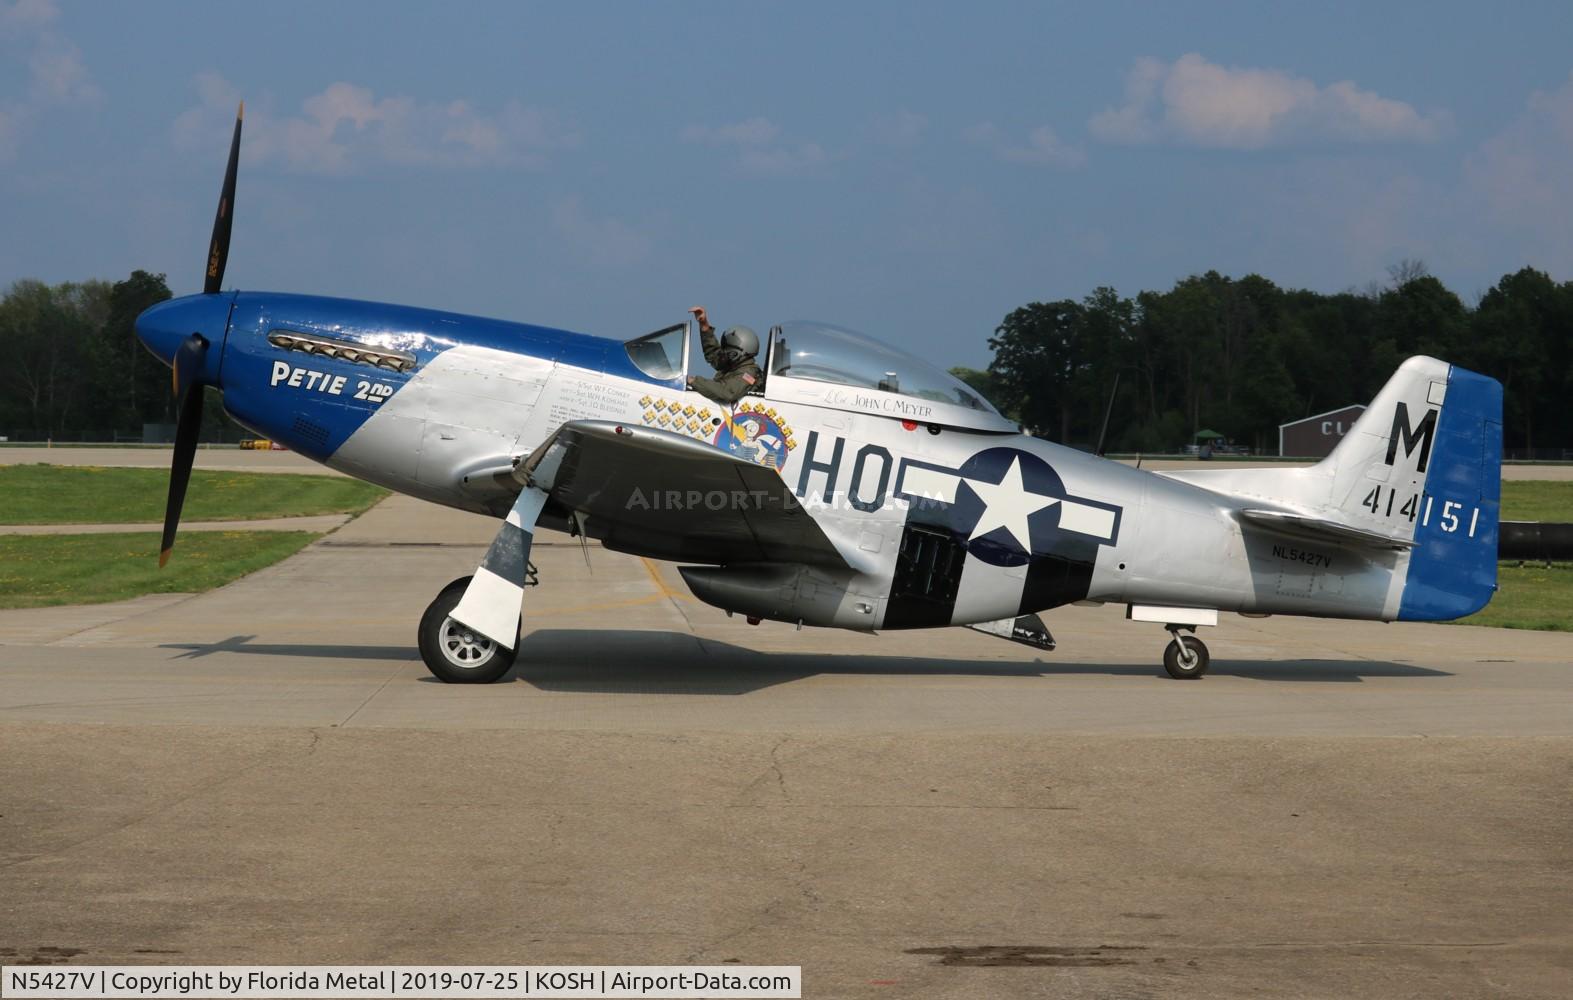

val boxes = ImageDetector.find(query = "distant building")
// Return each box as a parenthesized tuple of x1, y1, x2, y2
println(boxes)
(1279, 405, 1366, 458)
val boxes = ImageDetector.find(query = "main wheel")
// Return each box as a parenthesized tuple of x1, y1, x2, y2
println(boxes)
(1162, 635, 1210, 680)
(418, 576, 518, 684)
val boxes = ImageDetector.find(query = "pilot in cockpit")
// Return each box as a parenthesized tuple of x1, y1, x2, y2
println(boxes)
(685, 305, 764, 405)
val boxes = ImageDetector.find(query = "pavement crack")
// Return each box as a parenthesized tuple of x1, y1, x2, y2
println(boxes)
(731, 737, 796, 807)
(682, 898, 790, 964)
(338, 662, 403, 727)
(41, 594, 201, 647)
(639, 557, 696, 632)
(0, 749, 281, 871)
(768, 737, 791, 802)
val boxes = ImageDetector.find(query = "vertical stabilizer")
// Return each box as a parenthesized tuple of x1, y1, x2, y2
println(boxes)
(1313, 357, 1501, 619)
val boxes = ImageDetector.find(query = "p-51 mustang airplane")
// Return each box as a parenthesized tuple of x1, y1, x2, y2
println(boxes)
(136, 106, 1502, 683)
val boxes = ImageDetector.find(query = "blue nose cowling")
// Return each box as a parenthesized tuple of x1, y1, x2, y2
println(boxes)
(135, 293, 234, 385)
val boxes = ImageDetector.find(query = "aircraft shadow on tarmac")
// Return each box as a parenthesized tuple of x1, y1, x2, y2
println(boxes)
(162, 635, 419, 661)
(508, 630, 1452, 692)
(160, 630, 1452, 693)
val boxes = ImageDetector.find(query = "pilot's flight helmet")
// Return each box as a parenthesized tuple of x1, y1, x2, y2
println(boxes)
(717, 325, 759, 368)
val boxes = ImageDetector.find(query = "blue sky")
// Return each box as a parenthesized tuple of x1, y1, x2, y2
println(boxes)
(2, 1, 1570, 368)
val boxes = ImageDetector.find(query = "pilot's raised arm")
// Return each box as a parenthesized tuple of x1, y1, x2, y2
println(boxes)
(686, 305, 763, 405)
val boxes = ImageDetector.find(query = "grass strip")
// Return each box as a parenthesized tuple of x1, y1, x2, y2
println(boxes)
(0, 531, 320, 609)
(1499, 481, 1573, 522)
(0, 465, 386, 525)
(1455, 562, 1573, 632)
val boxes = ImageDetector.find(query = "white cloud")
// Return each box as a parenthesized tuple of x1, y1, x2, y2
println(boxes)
(0, 0, 57, 34)
(738, 142, 828, 174)
(872, 109, 927, 147)
(682, 116, 780, 146)
(0, 0, 98, 159)
(1086, 57, 1166, 144)
(890, 176, 1005, 255)
(681, 116, 828, 175)
(27, 35, 97, 103)
(965, 122, 1085, 168)
(1001, 125, 1086, 167)
(0, 0, 94, 102)
(1090, 53, 1449, 149)
(1464, 71, 1573, 273)
(174, 74, 579, 173)
(551, 196, 651, 269)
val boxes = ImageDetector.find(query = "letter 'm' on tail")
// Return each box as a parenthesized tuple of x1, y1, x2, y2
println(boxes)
(1319, 357, 1502, 619)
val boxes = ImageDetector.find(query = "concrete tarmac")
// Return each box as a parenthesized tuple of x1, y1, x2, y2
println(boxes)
(2, 496, 1571, 998)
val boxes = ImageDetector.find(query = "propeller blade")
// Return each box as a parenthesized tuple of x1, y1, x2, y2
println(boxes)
(171, 332, 208, 400)
(164, 99, 238, 562)
(203, 102, 243, 295)
(160, 385, 204, 567)
(160, 334, 209, 566)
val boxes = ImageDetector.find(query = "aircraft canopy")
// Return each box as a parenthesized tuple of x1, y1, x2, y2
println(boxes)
(764, 321, 1010, 430)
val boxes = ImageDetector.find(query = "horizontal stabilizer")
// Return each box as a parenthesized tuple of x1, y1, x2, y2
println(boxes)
(1238, 508, 1415, 550)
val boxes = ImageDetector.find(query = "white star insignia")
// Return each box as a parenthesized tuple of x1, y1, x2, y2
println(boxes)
(962, 456, 1058, 550)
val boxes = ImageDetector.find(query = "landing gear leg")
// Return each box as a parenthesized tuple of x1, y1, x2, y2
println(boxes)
(1162, 625, 1210, 680)
(418, 485, 548, 684)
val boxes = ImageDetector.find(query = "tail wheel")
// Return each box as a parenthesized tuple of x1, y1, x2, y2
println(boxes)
(1163, 636, 1210, 680)
(418, 576, 518, 684)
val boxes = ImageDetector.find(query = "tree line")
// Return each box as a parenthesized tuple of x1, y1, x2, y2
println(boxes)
(0, 271, 241, 442)
(3, 264, 1571, 455)
(959, 264, 1573, 457)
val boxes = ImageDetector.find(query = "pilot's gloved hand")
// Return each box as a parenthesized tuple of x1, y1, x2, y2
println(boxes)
(688, 305, 711, 332)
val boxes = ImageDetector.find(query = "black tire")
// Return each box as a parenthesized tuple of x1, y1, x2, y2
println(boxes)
(418, 576, 518, 684)
(1162, 636, 1210, 680)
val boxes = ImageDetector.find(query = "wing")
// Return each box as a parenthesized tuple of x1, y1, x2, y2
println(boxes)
(1237, 508, 1416, 551)
(518, 420, 848, 567)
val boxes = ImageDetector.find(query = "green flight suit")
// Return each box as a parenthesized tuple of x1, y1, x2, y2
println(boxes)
(690, 325, 764, 405)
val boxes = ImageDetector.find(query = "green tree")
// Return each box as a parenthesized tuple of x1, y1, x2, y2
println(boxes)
(987, 299, 1087, 442)
(0, 279, 109, 438)
(1075, 287, 1138, 448)
(0, 271, 243, 443)
(89, 270, 174, 432)
(1374, 274, 1467, 363)
(1134, 276, 1226, 446)
(983, 264, 1573, 455)
(1469, 267, 1565, 452)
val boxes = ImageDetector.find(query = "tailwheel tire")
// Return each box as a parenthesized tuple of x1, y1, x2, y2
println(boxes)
(1163, 636, 1210, 680)
(418, 576, 518, 684)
